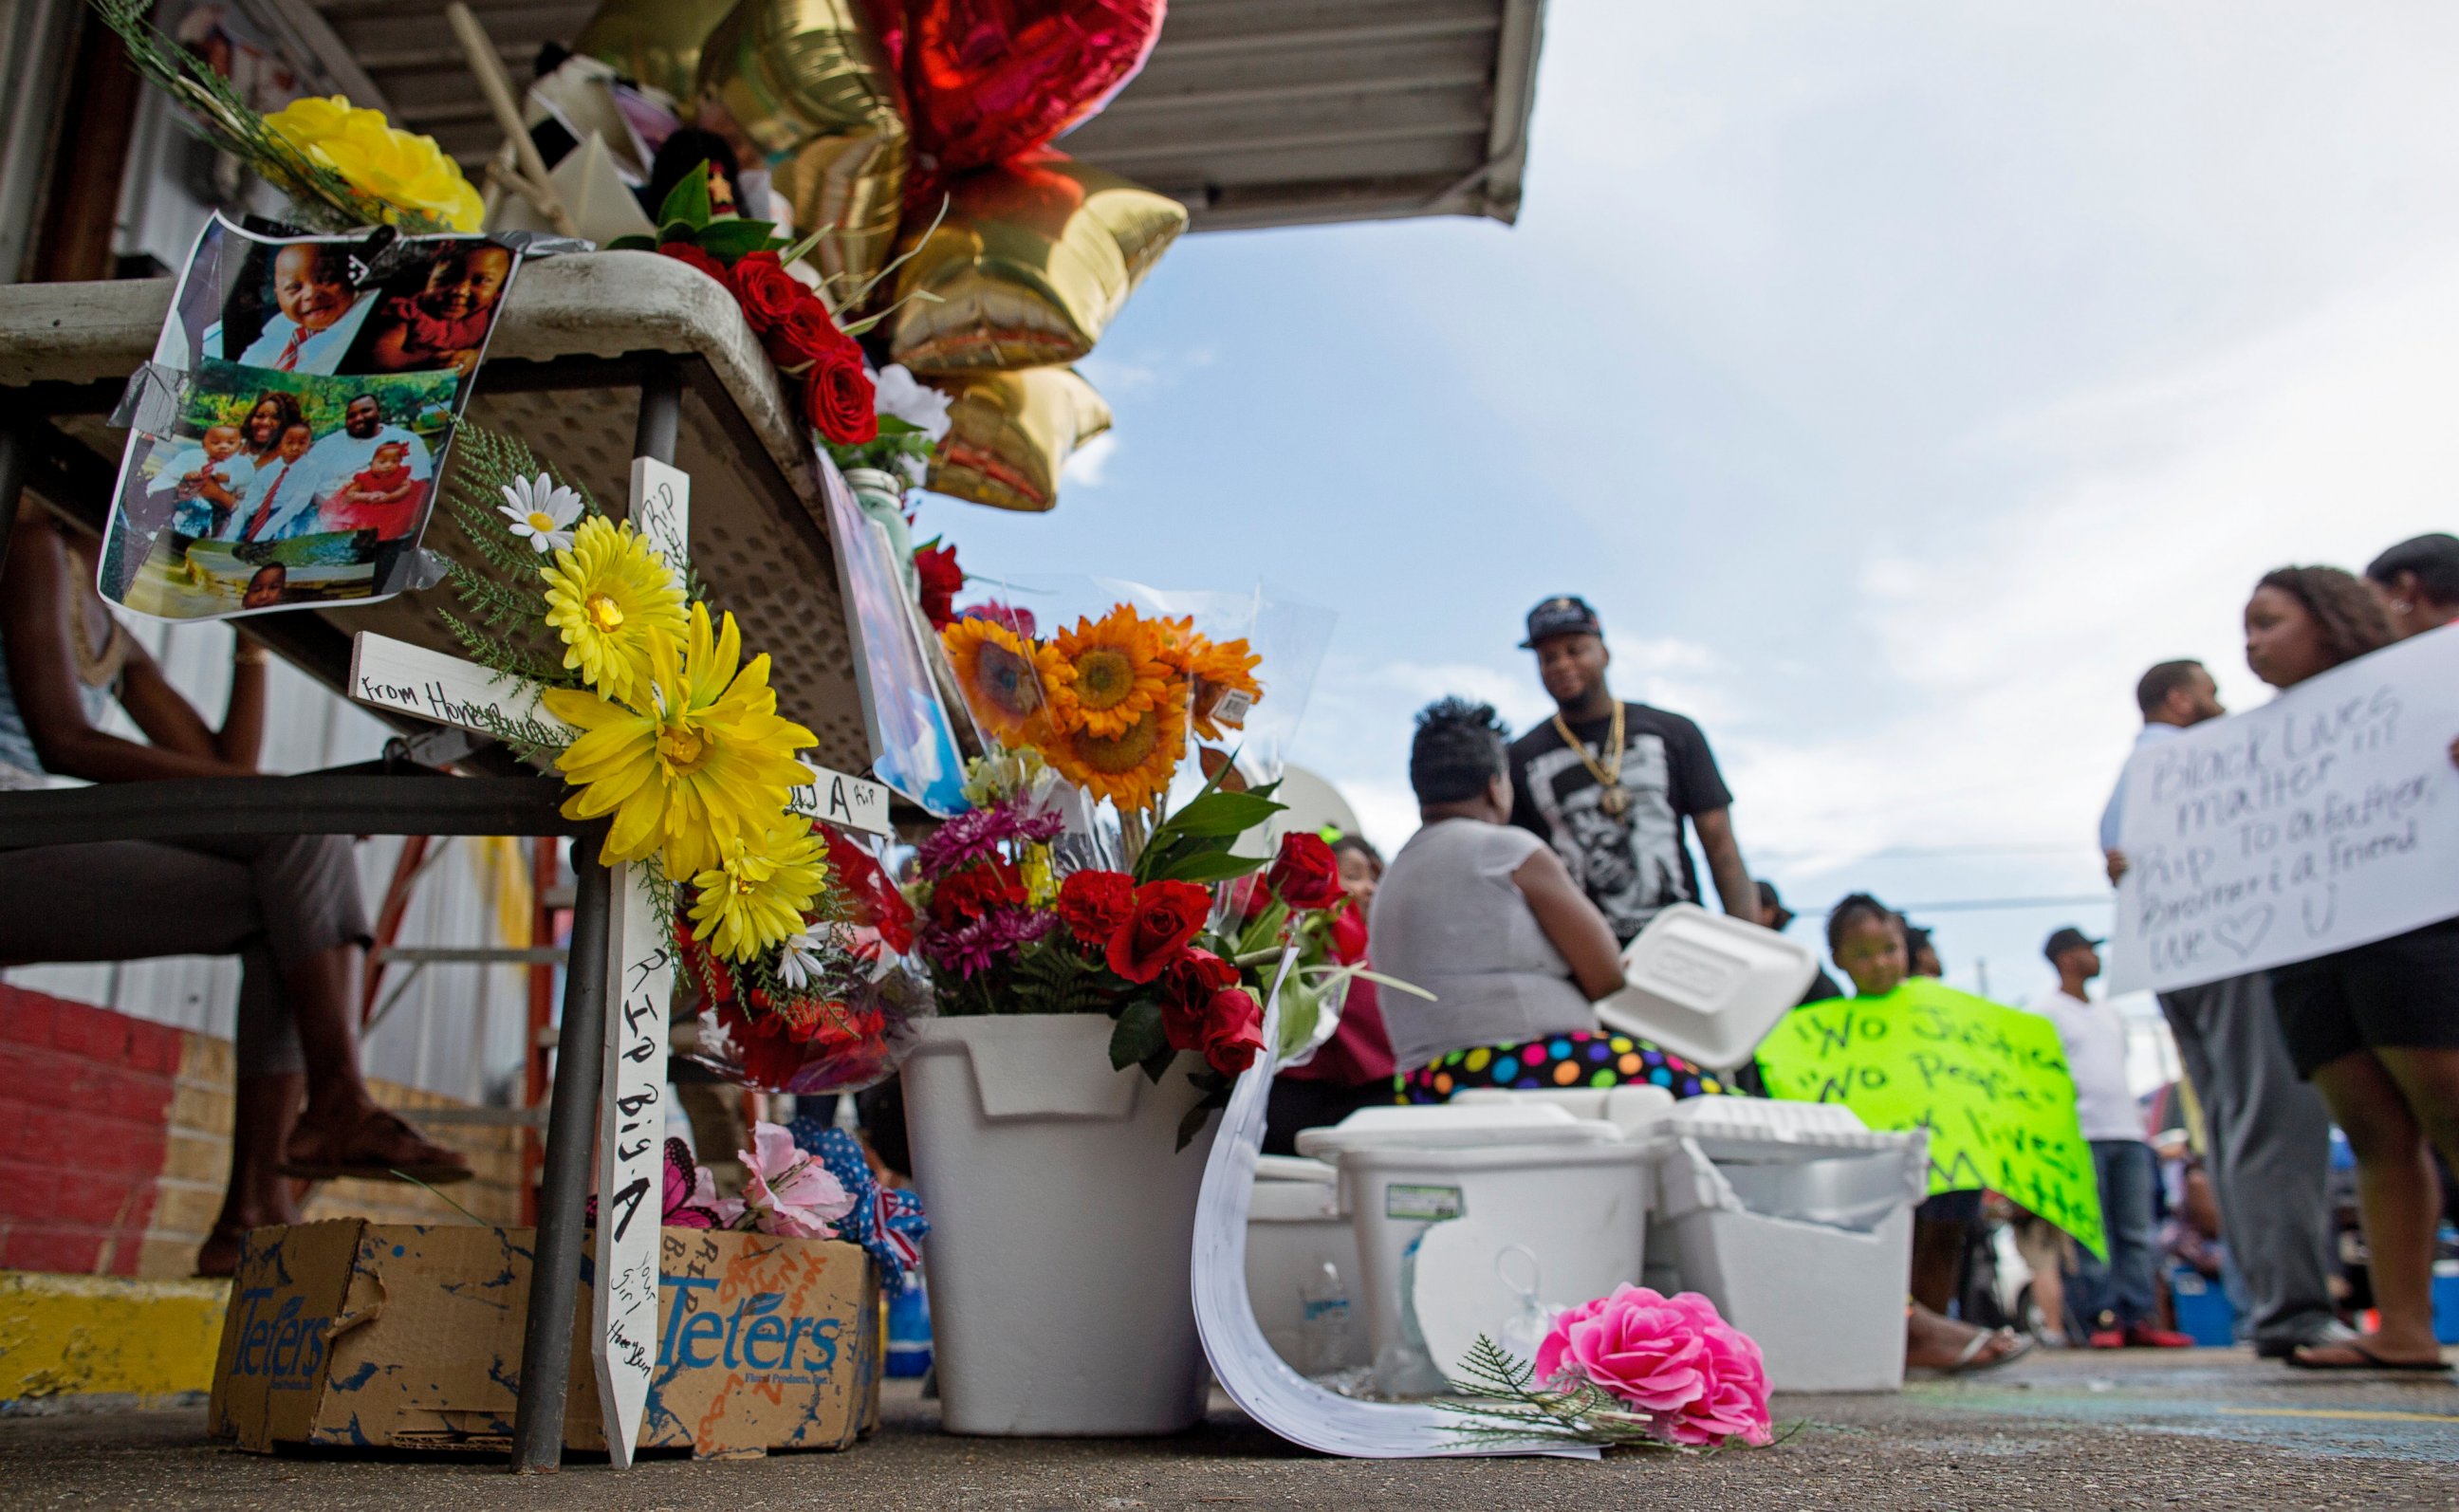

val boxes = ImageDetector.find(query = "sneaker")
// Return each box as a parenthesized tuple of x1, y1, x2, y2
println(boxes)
(2088, 1328, 2126, 1349)
(2123, 1323, 2195, 1349)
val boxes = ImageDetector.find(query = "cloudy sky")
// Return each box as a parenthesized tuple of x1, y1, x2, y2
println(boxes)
(924, 0, 2459, 1012)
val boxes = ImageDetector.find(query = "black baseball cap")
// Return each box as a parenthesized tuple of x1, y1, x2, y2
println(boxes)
(2043, 926, 2103, 961)
(1520, 595, 1602, 648)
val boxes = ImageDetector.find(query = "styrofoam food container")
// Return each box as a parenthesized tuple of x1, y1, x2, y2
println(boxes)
(1451, 1083, 1677, 1137)
(1597, 903, 1821, 1070)
(1294, 1100, 1618, 1159)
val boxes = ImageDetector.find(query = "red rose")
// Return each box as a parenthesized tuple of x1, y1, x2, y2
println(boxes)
(914, 542, 963, 630)
(728, 250, 804, 333)
(764, 295, 850, 372)
(1056, 869, 1135, 947)
(1267, 831, 1344, 912)
(804, 341, 878, 446)
(1105, 879, 1213, 984)
(659, 242, 728, 285)
(930, 858, 1024, 927)
(1224, 874, 1271, 922)
(1157, 949, 1238, 1052)
(1201, 986, 1266, 1077)
(821, 823, 915, 954)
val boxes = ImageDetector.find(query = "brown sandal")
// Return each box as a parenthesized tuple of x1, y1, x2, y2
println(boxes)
(277, 1106, 474, 1184)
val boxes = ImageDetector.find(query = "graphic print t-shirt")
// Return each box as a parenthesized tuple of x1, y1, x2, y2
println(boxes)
(1507, 702, 1733, 944)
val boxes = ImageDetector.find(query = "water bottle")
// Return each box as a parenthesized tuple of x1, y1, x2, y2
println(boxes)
(885, 1269, 933, 1378)
(1299, 1260, 1356, 1376)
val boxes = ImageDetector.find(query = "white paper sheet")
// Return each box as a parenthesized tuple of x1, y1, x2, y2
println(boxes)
(1189, 950, 1599, 1460)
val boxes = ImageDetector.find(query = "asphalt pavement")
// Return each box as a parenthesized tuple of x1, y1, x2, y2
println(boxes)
(2, 1348, 2453, 1510)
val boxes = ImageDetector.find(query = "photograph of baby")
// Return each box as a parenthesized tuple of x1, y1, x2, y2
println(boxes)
(101, 363, 457, 618)
(114, 214, 523, 621)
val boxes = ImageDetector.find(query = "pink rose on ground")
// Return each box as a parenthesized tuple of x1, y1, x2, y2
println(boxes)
(720, 1122, 856, 1239)
(1534, 1283, 1710, 1413)
(1656, 1292, 1773, 1447)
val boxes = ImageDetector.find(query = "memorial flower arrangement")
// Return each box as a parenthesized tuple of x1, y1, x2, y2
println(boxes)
(907, 751, 1381, 1145)
(588, 1125, 927, 1289)
(1445, 1286, 1777, 1452)
(91, 0, 482, 233)
(435, 427, 924, 1086)
(940, 600, 1263, 821)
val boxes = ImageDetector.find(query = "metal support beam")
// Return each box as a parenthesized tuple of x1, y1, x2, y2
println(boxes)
(633, 360, 682, 475)
(508, 839, 613, 1474)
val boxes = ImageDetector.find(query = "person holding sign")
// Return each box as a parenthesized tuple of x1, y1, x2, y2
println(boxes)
(2240, 565, 2459, 1373)
(2102, 658, 2348, 1362)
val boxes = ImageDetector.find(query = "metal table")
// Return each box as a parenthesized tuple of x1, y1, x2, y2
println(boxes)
(0, 251, 868, 1470)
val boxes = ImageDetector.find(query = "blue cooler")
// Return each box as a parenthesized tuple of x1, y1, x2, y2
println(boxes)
(2168, 1266, 2236, 1347)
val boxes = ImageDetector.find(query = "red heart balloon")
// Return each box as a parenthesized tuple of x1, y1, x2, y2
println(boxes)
(904, 0, 1166, 176)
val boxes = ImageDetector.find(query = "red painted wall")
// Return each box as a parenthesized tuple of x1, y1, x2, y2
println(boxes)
(0, 986, 177, 1276)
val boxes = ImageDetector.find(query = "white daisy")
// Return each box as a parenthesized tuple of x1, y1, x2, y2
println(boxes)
(777, 929, 824, 991)
(497, 472, 583, 554)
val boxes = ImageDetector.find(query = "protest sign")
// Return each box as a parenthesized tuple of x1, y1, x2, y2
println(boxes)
(2107, 624, 2459, 995)
(1756, 979, 2106, 1256)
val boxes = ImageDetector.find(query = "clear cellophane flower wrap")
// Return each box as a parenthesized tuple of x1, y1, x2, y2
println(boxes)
(673, 821, 937, 1094)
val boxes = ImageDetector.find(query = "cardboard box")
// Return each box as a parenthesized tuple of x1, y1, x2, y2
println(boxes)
(209, 1220, 879, 1457)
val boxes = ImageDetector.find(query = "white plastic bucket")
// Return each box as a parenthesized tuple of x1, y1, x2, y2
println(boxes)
(901, 1015, 1216, 1434)
(1656, 1126, 1926, 1392)
(1317, 1135, 1654, 1396)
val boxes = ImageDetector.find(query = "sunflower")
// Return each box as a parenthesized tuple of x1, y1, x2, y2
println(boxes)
(1049, 605, 1179, 739)
(1184, 635, 1264, 741)
(941, 616, 1071, 746)
(689, 818, 831, 963)
(1046, 694, 1188, 814)
(541, 516, 688, 708)
(543, 603, 816, 875)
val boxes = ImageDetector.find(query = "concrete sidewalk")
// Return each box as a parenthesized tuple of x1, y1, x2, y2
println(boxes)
(1, 1349, 2452, 1509)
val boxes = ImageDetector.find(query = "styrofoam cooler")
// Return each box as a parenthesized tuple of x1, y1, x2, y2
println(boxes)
(1298, 1105, 1652, 1396)
(1654, 1104, 1926, 1392)
(1246, 1155, 1368, 1373)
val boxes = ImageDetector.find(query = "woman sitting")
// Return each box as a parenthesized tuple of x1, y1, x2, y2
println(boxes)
(1370, 697, 1721, 1102)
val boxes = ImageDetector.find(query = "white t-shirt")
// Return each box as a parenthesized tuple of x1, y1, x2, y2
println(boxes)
(2028, 988, 2141, 1143)
(202, 294, 378, 376)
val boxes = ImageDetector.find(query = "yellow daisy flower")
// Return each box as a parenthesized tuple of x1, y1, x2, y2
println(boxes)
(941, 616, 1072, 747)
(1049, 605, 1177, 739)
(1047, 695, 1187, 815)
(543, 603, 817, 875)
(689, 819, 830, 963)
(542, 516, 688, 709)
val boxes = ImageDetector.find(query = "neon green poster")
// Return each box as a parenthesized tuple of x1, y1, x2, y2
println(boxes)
(1755, 978, 2107, 1258)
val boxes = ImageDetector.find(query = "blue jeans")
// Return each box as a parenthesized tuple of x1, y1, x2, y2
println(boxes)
(2069, 1139, 2159, 1330)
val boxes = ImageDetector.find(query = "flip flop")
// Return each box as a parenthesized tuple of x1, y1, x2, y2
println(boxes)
(2286, 1340, 2452, 1374)
(277, 1107, 474, 1185)
(1936, 1326, 2036, 1375)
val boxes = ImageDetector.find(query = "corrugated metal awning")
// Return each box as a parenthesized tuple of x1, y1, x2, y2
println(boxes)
(305, 0, 1545, 231)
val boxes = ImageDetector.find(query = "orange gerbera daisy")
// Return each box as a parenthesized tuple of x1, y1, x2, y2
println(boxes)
(1049, 605, 1177, 739)
(1183, 635, 1263, 741)
(942, 616, 1071, 746)
(1047, 694, 1187, 814)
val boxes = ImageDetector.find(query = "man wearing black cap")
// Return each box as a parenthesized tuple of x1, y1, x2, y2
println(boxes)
(2029, 927, 2191, 1349)
(1507, 596, 1760, 944)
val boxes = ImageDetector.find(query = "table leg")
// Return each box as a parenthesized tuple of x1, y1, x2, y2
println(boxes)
(0, 417, 32, 581)
(634, 360, 681, 468)
(509, 843, 613, 1473)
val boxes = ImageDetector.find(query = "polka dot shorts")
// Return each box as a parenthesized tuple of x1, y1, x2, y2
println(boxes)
(1397, 1031, 1724, 1103)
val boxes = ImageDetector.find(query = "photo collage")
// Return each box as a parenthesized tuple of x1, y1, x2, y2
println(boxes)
(101, 214, 521, 619)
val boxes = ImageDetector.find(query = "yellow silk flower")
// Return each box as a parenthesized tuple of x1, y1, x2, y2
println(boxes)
(265, 96, 485, 232)
(544, 603, 816, 876)
(689, 819, 830, 963)
(541, 516, 688, 710)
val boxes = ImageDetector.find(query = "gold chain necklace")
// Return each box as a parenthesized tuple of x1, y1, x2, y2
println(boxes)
(1551, 701, 1630, 817)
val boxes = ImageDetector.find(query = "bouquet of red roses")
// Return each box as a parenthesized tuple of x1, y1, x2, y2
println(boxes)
(908, 768, 1354, 1145)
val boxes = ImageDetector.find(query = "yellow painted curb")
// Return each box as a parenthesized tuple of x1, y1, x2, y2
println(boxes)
(0, 1270, 229, 1404)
